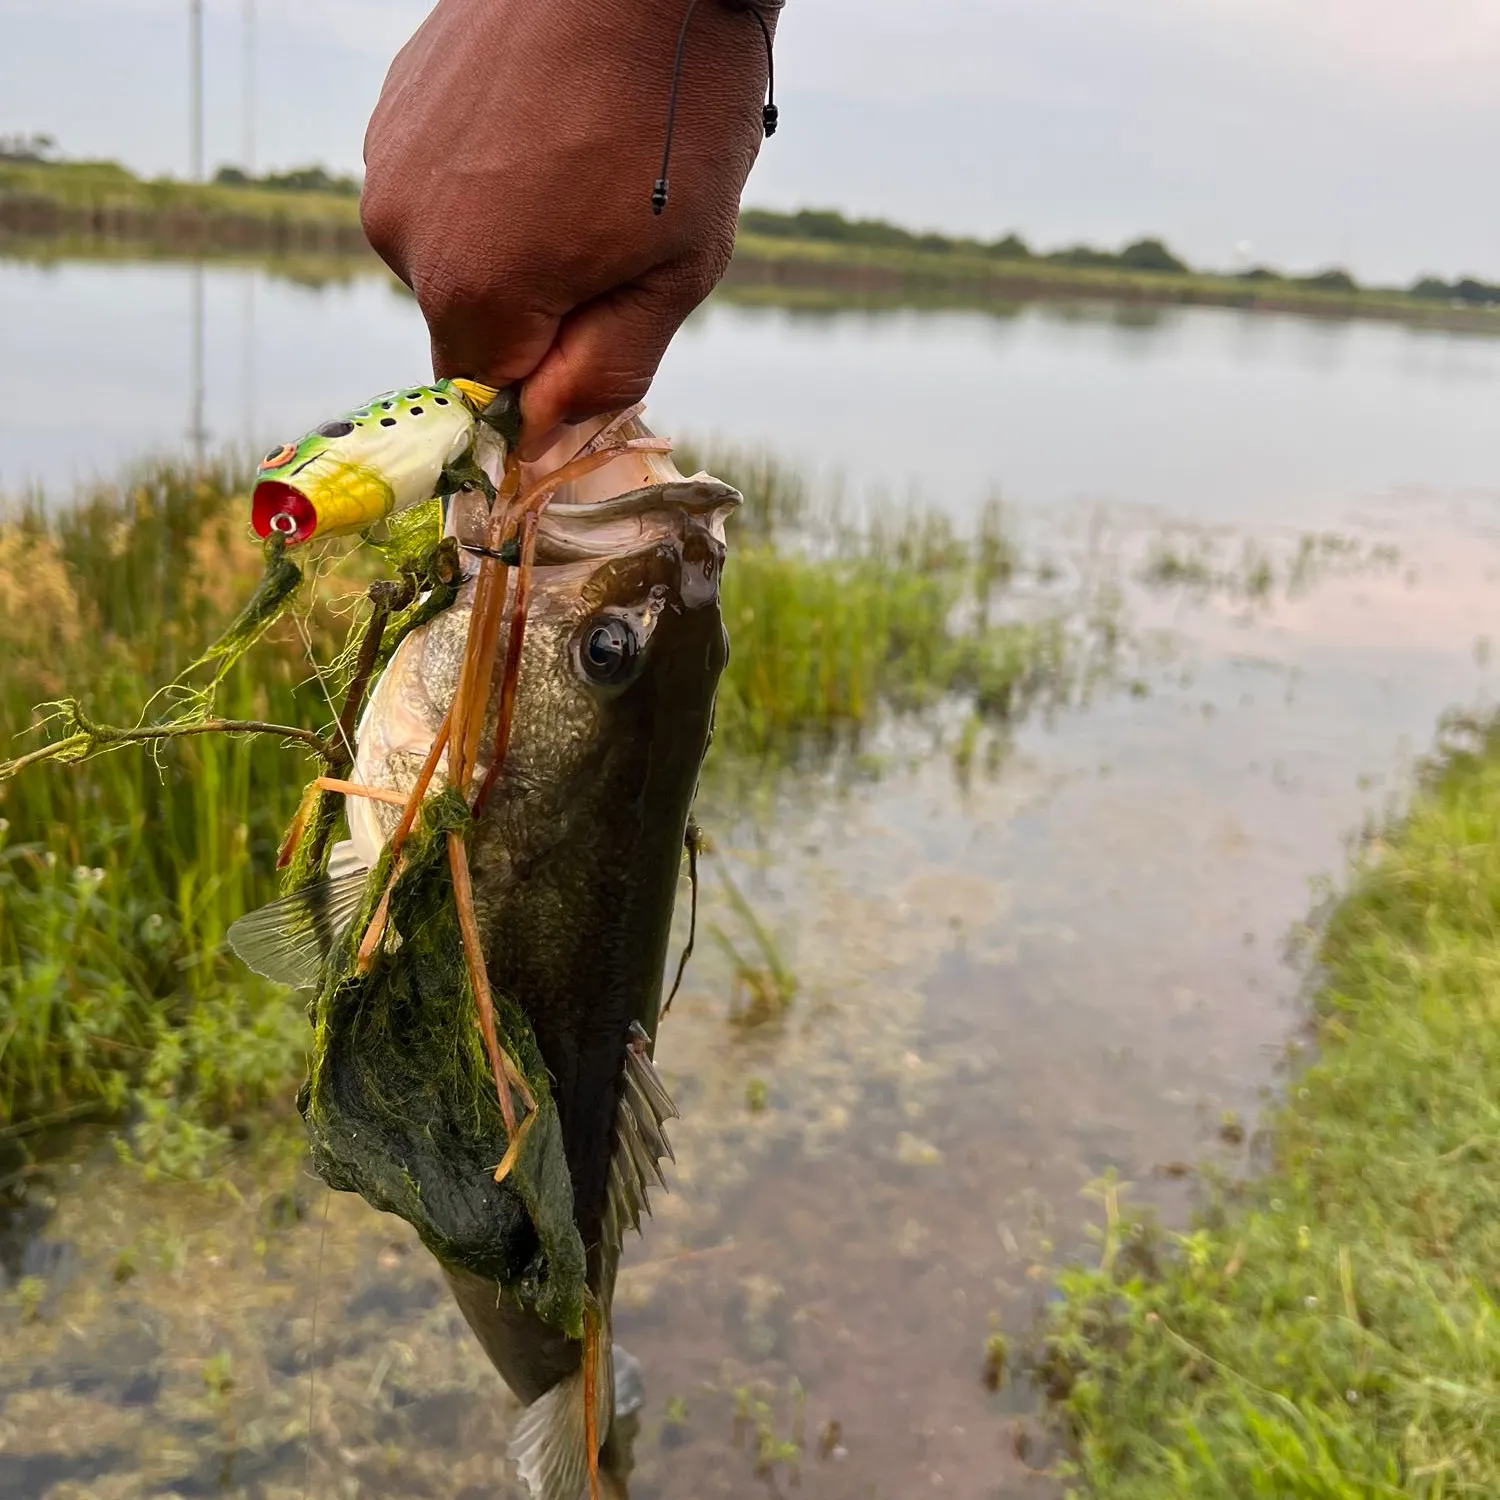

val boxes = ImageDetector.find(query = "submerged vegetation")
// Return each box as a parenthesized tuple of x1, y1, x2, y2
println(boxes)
(1036, 713, 1500, 1496)
(1140, 529, 1404, 608)
(0, 450, 1123, 1159)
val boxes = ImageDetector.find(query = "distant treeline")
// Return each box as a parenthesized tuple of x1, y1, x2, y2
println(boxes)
(1409, 275, 1500, 306)
(0, 132, 59, 163)
(737, 207, 1500, 302)
(213, 164, 360, 196)
(1, 137, 361, 199)
(738, 207, 1191, 275)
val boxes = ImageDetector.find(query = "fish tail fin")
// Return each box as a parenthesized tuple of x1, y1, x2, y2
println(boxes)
(508, 1311, 613, 1500)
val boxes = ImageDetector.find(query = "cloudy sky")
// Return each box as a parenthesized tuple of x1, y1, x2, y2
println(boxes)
(4, 0, 1499, 283)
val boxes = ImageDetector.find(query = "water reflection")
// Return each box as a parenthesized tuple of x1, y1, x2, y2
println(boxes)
(188, 259, 207, 468)
(6, 255, 1500, 537)
(241, 274, 257, 457)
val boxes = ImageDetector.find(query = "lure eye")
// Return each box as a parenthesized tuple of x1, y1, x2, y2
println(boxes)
(578, 616, 640, 686)
(316, 419, 355, 439)
(260, 442, 297, 470)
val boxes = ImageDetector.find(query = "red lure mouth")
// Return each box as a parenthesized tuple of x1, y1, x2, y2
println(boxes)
(251, 481, 318, 543)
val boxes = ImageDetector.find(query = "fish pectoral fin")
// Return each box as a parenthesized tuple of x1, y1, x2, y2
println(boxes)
(225, 860, 370, 990)
(508, 1324, 613, 1500)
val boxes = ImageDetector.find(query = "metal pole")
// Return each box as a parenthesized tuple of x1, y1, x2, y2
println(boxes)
(243, 0, 256, 175)
(189, 0, 204, 182)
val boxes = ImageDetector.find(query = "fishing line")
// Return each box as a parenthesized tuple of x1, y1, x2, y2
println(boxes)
(663, 821, 701, 1015)
(652, 0, 782, 215)
(302, 1184, 332, 1500)
(294, 612, 355, 765)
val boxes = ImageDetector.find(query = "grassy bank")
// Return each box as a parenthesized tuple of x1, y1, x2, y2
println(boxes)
(1036, 713, 1500, 1496)
(0, 159, 365, 255)
(8, 159, 1500, 334)
(0, 452, 1120, 1165)
(724, 231, 1500, 334)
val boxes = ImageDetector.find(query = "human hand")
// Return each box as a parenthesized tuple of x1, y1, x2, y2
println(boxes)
(361, 0, 777, 458)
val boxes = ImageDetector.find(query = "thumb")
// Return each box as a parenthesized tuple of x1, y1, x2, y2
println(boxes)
(518, 264, 715, 458)
(424, 296, 561, 394)
(361, 179, 563, 392)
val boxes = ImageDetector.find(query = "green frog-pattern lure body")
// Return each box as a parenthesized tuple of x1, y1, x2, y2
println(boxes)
(251, 377, 499, 545)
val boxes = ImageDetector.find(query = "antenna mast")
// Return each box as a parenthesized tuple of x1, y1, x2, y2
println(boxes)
(243, 0, 257, 174)
(188, 0, 204, 181)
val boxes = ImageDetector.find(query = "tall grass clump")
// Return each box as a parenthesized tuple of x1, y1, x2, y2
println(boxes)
(0, 462, 337, 1161)
(1035, 712, 1500, 1497)
(704, 450, 1125, 761)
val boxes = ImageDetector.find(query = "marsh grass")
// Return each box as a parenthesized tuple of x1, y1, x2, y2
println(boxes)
(0, 449, 1127, 1156)
(706, 853, 797, 1029)
(706, 453, 1127, 762)
(1140, 530, 1402, 609)
(0, 461, 346, 1160)
(1034, 711, 1500, 1497)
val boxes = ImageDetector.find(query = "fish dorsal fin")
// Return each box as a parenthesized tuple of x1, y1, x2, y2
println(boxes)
(599, 1025, 680, 1283)
(507, 1306, 613, 1500)
(623, 1022, 679, 1126)
(225, 855, 370, 990)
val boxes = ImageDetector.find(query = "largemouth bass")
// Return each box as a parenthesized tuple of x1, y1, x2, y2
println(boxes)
(231, 410, 737, 1499)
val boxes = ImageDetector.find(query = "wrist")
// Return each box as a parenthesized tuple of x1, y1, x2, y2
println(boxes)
(532, 0, 776, 223)
(446, 0, 773, 122)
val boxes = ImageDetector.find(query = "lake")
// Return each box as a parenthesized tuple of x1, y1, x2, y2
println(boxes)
(1, 254, 1497, 1499)
(8, 256, 1500, 529)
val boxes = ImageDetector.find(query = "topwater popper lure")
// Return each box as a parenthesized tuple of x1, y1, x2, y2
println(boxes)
(250, 378, 507, 545)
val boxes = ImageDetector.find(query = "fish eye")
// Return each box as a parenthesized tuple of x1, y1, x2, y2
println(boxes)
(317, 419, 354, 439)
(578, 616, 640, 686)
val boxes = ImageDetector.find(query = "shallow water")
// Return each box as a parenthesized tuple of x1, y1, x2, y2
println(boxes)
(2, 255, 1499, 1498)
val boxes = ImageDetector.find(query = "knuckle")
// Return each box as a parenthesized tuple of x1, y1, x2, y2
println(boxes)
(358, 183, 404, 263)
(664, 231, 737, 312)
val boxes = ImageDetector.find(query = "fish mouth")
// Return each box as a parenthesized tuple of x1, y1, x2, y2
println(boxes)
(250, 479, 318, 542)
(532, 478, 741, 565)
(516, 412, 741, 567)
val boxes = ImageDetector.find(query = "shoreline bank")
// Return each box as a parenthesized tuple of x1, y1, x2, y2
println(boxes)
(1036, 712, 1500, 1495)
(7, 162, 1500, 337)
